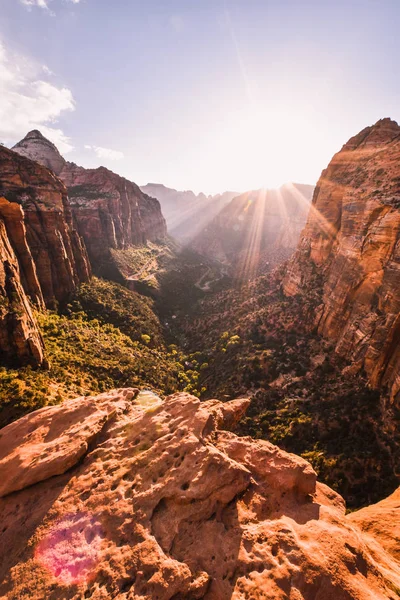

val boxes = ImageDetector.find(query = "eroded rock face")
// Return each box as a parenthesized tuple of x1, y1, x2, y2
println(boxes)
(0, 145, 91, 306)
(13, 132, 167, 270)
(0, 216, 45, 367)
(284, 118, 400, 403)
(0, 389, 399, 599)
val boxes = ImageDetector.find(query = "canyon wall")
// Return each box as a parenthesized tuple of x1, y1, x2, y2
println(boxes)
(13, 131, 167, 269)
(0, 216, 45, 367)
(284, 118, 400, 403)
(0, 144, 93, 366)
(0, 145, 91, 306)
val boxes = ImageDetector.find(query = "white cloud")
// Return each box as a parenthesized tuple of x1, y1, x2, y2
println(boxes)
(20, 0, 81, 11)
(21, 0, 49, 9)
(85, 145, 124, 161)
(0, 40, 75, 153)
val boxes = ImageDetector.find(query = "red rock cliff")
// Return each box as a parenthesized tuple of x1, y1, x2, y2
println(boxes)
(13, 131, 167, 270)
(284, 118, 400, 403)
(0, 145, 91, 307)
(0, 215, 45, 367)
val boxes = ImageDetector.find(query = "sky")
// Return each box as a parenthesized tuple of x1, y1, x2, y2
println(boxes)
(0, 0, 400, 194)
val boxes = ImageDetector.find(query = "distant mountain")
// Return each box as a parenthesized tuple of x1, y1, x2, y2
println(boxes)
(140, 183, 238, 242)
(191, 183, 314, 279)
(13, 131, 166, 271)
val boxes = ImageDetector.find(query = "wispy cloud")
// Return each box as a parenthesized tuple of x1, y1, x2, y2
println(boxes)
(42, 64, 53, 75)
(20, 0, 49, 9)
(20, 0, 81, 11)
(84, 145, 124, 161)
(0, 40, 75, 152)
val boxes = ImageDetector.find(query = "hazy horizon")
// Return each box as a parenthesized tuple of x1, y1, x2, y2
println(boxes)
(1, 0, 400, 194)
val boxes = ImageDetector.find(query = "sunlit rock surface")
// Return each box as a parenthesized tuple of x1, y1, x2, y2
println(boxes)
(348, 486, 400, 562)
(284, 118, 400, 403)
(0, 389, 399, 599)
(0, 215, 44, 366)
(0, 144, 91, 306)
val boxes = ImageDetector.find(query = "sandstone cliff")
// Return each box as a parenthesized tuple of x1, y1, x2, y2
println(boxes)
(0, 389, 399, 599)
(0, 216, 45, 367)
(13, 132, 167, 270)
(192, 183, 314, 279)
(284, 118, 400, 403)
(0, 145, 91, 306)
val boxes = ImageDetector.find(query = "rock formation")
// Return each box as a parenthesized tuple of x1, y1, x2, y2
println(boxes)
(0, 145, 91, 307)
(192, 183, 314, 279)
(13, 132, 167, 270)
(0, 216, 45, 367)
(284, 118, 400, 403)
(141, 183, 238, 243)
(348, 486, 400, 562)
(0, 388, 399, 599)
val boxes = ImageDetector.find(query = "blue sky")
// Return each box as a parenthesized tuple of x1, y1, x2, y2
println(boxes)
(1, 0, 399, 193)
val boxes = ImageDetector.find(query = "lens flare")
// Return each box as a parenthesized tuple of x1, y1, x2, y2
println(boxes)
(35, 512, 104, 585)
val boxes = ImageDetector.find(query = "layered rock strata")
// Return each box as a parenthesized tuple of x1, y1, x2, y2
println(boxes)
(0, 216, 44, 366)
(284, 118, 400, 403)
(0, 145, 91, 306)
(13, 132, 167, 269)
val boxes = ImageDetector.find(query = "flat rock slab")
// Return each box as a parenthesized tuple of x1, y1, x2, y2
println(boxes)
(0, 388, 137, 497)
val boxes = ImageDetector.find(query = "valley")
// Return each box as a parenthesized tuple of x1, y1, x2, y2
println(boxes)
(0, 120, 399, 598)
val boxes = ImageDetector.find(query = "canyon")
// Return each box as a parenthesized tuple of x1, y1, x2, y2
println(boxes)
(140, 183, 238, 243)
(191, 183, 314, 279)
(0, 119, 399, 598)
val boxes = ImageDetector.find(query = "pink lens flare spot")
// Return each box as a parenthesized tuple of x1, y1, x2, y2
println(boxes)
(35, 512, 104, 585)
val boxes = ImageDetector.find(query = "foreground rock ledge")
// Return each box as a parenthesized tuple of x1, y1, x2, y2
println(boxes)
(0, 390, 399, 599)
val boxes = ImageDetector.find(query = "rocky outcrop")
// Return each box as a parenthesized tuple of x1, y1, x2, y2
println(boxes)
(141, 183, 238, 243)
(11, 130, 65, 176)
(0, 216, 45, 367)
(348, 486, 400, 562)
(13, 132, 167, 270)
(0, 145, 91, 306)
(192, 183, 314, 279)
(284, 118, 400, 403)
(1, 388, 400, 599)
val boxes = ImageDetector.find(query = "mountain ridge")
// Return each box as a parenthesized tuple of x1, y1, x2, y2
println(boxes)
(13, 131, 167, 271)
